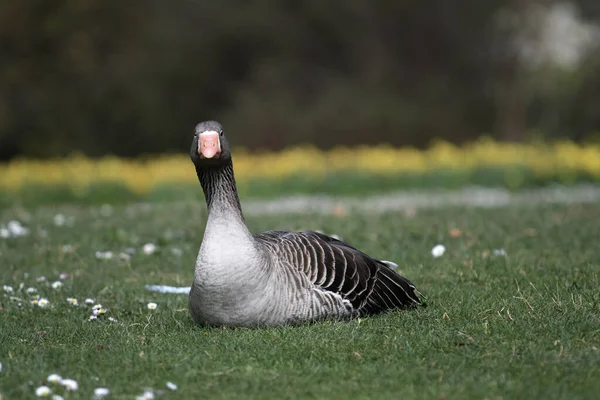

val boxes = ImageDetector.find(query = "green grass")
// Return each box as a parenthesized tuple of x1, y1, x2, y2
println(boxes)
(1, 200, 600, 399)
(1, 166, 598, 207)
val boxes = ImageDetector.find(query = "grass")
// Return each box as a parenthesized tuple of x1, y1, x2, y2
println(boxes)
(2, 166, 599, 208)
(1, 199, 600, 399)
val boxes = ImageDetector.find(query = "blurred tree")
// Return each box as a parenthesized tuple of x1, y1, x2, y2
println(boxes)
(0, 0, 598, 160)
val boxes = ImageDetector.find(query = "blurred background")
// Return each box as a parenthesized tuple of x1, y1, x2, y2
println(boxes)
(1, 0, 600, 161)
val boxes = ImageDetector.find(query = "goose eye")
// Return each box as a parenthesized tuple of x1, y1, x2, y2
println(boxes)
(220, 130, 224, 137)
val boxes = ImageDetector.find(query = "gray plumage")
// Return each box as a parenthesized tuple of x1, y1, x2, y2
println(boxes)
(189, 121, 421, 327)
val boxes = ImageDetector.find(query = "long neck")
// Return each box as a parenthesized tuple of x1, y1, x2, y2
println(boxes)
(195, 161, 255, 250)
(196, 162, 245, 222)
(194, 160, 262, 280)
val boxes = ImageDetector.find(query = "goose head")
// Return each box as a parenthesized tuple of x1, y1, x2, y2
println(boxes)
(190, 120, 232, 168)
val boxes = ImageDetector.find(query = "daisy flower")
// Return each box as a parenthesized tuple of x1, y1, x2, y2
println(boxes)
(431, 244, 446, 258)
(93, 388, 110, 398)
(35, 386, 52, 397)
(147, 302, 158, 310)
(92, 308, 106, 316)
(59, 273, 69, 280)
(0, 227, 9, 238)
(143, 243, 157, 255)
(53, 214, 66, 227)
(47, 374, 62, 383)
(136, 390, 155, 400)
(60, 378, 78, 391)
(2, 285, 13, 293)
(93, 304, 103, 310)
(37, 298, 49, 308)
(118, 252, 131, 262)
(493, 248, 507, 256)
(8, 220, 29, 237)
(89, 315, 98, 321)
(51, 281, 62, 290)
(36, 276, 47, 282)
(52, 395, 64, 400)
(26, 287, 37, 294)
(66, 298, 78, 306)
(108, 317, 118, 323)
(31, 299, 39, 305)
(85, 298, 95, 305)
(95, 251, 113, 260)
(166, 381, 178, 391)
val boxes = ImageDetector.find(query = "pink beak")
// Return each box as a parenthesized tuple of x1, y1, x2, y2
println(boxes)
(198, 131, 221, 159)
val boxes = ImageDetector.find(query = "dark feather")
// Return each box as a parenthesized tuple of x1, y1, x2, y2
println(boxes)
(254, 230, 421, 315)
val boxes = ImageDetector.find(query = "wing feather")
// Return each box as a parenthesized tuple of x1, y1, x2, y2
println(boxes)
(254, 230, 421, 315)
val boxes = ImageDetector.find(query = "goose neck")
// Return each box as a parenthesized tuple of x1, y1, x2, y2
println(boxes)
(196, 162, 246, 228)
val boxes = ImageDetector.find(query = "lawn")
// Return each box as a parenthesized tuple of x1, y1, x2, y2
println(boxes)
(1, 197, 599, 399)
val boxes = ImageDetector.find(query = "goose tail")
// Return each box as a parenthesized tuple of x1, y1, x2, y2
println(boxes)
(362, 265, 422, 314)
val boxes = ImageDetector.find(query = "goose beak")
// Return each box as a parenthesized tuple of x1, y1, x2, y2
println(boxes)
(198, 131, 221, 159)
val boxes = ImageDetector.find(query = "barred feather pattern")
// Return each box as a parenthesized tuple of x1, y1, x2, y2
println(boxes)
(255, 230, 421, 320)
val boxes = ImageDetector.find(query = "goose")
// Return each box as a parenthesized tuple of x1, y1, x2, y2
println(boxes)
(189, 120, 421, 327)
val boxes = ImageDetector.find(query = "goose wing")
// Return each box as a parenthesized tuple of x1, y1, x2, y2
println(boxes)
(254, 230, 421, 314)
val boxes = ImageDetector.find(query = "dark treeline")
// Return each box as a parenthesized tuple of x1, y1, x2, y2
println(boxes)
(1, 0, 599, 160)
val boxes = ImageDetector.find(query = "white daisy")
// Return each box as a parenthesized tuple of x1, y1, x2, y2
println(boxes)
(51, 281, 62, 290)
(18, 282, 25, 290)
(93, 387, 110, 398)
(136, 390, 155, 400)
(59, 273, 69, 280)
(37, 298, 49, 308)
(66, 298, 78, 306)
(431, 244, 446, 258)
(35, 386, 52, 397)
(93, 304, 103, 310)
(493, 248, 507, 256)
(51, 395, 64, 400)
(118, 252, 131, 262)
(26, 287, 37, 294)
(0, 227, 9, 238)
(31, 299, 39, 305)
(47, 374, 62, 383)
(143, 243, 157, 255)
(36, 276, 47, 282)
(8, 220, 29, 237)
(53, 214, 66, 227)
(60, 378, 78, 391)
(89, 315, 98, 321)
(147, 302, 158, 310)
(166, 381, 178, 391)
(2, 285, 13, 293)
(108, 317, 117, 323)
(95, 251, 114, 260)
(85, 298, 95, 305)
